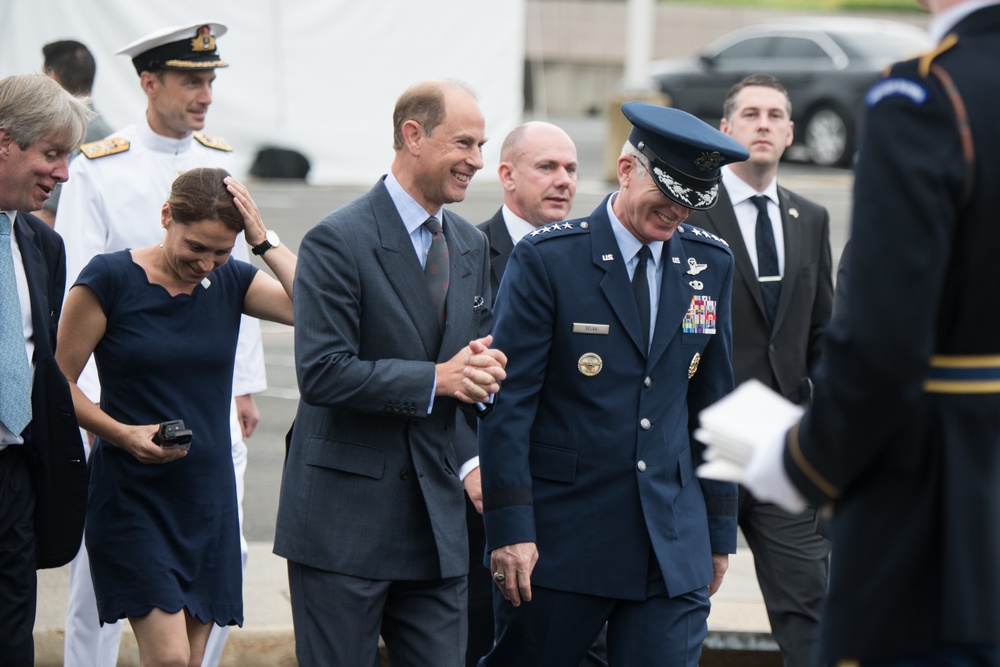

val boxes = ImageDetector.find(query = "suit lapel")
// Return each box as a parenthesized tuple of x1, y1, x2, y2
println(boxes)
(369, 183, 442, 360)
(774, 185, 801, 330)
(590, 204, 647, 355)
(13, 214, 49, 350)
(484, 212, 513, 296)
(707, 185, 770, 323)
(438, 213, 480, 362)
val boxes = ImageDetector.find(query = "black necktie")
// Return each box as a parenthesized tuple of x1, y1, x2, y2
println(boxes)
(751, 195, 781, 326)
(423, 216, 449, 327)
(632, 245, 652, 349)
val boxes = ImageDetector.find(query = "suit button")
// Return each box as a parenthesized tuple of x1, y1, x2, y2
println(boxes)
(640, 418, 651, 430)
(399, 469, 409, 480)
(637, 460, 647, 472)
(644, 376, 652, 388)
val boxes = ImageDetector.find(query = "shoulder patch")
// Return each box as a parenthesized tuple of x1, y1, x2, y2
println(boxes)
(193, 132, 233, 152)
(80, 137, 130, 159)
(524, 220, 590, 244)
(677, 224, 729, 249)
(866, 77, 928, 108)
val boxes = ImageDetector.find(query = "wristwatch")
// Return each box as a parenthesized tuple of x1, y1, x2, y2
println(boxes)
(251, 229, 280, 256)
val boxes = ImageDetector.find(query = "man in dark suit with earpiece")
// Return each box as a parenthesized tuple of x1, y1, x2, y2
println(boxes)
(686, 74, 833, 666)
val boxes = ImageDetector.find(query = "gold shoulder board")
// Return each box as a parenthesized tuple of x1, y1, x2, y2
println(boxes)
(919, 33, 958, 77)
(193, 132, 233, 152)
(80, 137, 130, 159)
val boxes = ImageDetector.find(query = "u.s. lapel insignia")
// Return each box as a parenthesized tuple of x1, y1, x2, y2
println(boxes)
(578, 353, 603, 377)
(689, 280, 704, 290)
(672, 257, 681, 264)
(789, 208, 800, 219)
(686, 257, 708, 275)
(602, 253, 615, 261)
(688, 353, 701, 379)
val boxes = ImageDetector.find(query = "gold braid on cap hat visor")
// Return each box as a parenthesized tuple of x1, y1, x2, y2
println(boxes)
(163, 58, 229, 69)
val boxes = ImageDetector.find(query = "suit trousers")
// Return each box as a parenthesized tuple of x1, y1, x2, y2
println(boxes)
(466, 495, 495, 667)
(739, 487, 830, 667)
(480, 583, 709, 667)
(0, 445, 37, 666)
(288, 560, 468, 667)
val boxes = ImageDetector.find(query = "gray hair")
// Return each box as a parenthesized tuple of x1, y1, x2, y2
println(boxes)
(620, 140, 649, 178)
(0, 73, 93, 151)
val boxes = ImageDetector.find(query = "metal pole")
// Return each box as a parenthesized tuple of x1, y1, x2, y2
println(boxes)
(624, 0, 655, 91)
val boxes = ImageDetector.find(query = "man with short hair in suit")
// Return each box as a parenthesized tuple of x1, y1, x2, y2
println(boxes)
(0, 72, 90, 667)
(274, 79, 506, 667)
(478, 121, 578, 301)
(686, 74, 833, 666)
(479, 102, 748, 666)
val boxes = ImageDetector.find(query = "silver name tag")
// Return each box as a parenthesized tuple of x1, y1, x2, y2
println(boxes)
(573, 323, 610, 335)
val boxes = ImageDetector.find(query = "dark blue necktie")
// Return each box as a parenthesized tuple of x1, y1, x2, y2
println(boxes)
(751, 196, 781, 326)
(632, 245, 652, 349)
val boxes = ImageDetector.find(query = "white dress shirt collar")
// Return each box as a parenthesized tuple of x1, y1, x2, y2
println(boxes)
(722, 166, 778, 207)
(500, 205, 539, 244)
(929, 1, 1000, 44)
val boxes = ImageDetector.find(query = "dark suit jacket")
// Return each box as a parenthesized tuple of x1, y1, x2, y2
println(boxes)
(688, 184, 833, 403)
(478, 208, 515, 302)
(274, 178, 493, 581)
(480, 197, 738, 601)
(12, 212, 87, 569)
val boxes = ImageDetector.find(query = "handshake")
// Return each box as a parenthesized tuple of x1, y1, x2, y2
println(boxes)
(694, 379, 808, 513)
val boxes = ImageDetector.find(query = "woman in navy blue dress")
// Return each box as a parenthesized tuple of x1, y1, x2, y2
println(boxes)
(55, 168, 296, 666)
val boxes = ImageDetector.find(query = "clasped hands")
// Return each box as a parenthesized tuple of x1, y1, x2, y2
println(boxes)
(437, 334, 507, 404)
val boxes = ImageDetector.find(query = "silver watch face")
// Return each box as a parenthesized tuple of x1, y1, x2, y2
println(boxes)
(265, 229, 280, 248)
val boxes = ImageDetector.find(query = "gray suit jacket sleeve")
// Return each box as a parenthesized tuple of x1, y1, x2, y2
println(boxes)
(294, 214, 437, 416)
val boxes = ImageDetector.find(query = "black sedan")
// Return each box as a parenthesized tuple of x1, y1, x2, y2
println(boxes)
(649, 18, 930, 167)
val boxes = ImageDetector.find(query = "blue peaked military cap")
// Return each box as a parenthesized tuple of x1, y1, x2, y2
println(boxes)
(622, 101, 749, 210)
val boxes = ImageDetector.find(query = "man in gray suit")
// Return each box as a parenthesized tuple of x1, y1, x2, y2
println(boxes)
(687, 74, 833, 666)
(274, 79, 506, 667)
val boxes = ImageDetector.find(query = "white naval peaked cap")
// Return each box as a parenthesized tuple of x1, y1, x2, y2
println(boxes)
(116, 21, 229, 75)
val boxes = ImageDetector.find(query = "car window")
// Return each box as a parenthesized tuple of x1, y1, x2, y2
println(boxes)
(832, 31, 929, 60)
(715, 37, 773, 61)
(771, 37, 832, 62)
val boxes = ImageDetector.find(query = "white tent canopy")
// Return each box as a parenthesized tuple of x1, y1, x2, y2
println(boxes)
(0, 0, 524, 183)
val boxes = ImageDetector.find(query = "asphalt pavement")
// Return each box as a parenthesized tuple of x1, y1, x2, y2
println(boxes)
(34, 115, 853, 665)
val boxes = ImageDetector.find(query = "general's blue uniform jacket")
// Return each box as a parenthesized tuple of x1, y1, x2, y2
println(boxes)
(480, 196, 738, 601)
